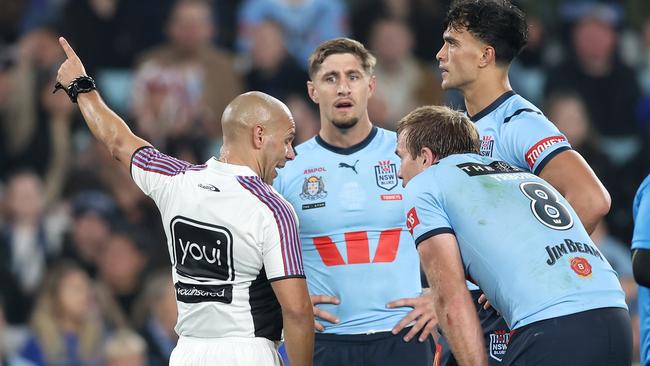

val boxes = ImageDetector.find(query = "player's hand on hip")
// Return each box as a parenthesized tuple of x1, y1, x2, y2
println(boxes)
(478, 293, 499, 314)
(387, 288, 437, 342)
(56, 37, 87, 88)
(310, 294, 340, 332)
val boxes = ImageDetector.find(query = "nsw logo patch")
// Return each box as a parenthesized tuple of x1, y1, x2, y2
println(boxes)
(374, 160, 398, 191)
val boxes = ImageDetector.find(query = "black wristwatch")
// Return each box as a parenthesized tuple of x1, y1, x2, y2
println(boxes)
(53, 75, 97, 103)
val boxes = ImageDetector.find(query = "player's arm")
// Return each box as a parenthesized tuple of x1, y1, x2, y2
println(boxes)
(538, 150, 610, 234)
(271, 278, 314, 366)
(633, 250, 650, 287)
(56, 37, 149, 170)
(418, 233, 487, 366)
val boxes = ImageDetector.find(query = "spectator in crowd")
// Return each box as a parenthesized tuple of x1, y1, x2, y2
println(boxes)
(1, 27, 73, 185)
(59, 191, 117, 278)
(0, 171, 64, 325)
(544, 6, 643, 164)
(57, 0, 172, 74)
(20, 261, 105, 366)
(368, 18, 443, 130)
(132, 0, 242, 157)
(96, 230, 148, 325)
(350, 0, 448, 63)
(238, 0, 348, 70)
(132, 272, 177, 366)
(244, 20, 308, 104)
(0, 298, 36, 366)
(284, 95, 319, 146)
(103, 329, 148, 366)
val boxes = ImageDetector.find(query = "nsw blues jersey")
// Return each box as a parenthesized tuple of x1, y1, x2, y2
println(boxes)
(405, 153, 627, 330)
(632, 174, 650, 365)
(274, 127, 421, 334)
(471, 91, 571, 175)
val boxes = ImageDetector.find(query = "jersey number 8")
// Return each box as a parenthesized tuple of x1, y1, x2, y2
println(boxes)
(519, 181, 573, 230)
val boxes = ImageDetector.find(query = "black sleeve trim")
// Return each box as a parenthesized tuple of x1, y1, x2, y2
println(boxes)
(533, 146, 571, 176)
(633, 249, 650, 287)
(415, 228, 455, 247)
(268, 274, 307, 283)
(129, 145, 155, 179)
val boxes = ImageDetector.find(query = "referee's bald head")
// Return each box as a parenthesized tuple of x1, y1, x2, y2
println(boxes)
(221, 91, 292, 143)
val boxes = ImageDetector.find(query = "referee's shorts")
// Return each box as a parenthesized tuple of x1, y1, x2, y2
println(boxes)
(170, 335, 282, 366)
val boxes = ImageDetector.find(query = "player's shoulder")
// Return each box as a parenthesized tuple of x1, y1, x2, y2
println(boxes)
(500, 94, 549, 125)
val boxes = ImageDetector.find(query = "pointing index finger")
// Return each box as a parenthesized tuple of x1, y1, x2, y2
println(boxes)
(58, 37, 78, 60)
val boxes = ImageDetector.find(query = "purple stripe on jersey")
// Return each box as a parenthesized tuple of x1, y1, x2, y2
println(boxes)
(246, 178, 303, 274)
(237, 176, 304, 277)
(237, 176, 290, 274)
(243, 176, 299, 275)
(132, 147, 207, 176)
(246, 177, 302, 274)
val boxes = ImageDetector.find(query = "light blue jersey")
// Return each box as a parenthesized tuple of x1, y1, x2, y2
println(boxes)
(405, 153, 627, 330)
(632, 174, 650, 365)
(471, 91, 571, 175)
(274, 127, 421, 334)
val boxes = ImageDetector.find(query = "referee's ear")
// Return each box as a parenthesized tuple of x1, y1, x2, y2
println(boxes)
(253, 124, 265, 149)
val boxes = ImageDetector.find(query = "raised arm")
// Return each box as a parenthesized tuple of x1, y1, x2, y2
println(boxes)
(418, 233, 486, 366)
(538, 150, 610, 234)
(271, 278, 314, 366)
(55, 37, 149, 170)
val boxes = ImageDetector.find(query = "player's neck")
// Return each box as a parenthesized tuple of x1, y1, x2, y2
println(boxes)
(318, 113, 374, 148)
(463, 73, 512, 118)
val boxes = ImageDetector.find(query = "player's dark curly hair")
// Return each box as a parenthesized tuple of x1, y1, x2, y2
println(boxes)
(444, 0, 528, 65)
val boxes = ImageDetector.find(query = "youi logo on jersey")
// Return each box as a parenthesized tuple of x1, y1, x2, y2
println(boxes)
(171, 216, 234, 282)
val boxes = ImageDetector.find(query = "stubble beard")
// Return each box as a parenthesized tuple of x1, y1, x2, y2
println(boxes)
(331, 116, 359, 130)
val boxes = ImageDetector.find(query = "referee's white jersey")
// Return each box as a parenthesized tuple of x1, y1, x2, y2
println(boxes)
(130, 146, 305, 341)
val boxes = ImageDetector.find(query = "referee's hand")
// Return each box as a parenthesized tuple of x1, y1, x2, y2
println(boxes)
(56, 37, 88, 89)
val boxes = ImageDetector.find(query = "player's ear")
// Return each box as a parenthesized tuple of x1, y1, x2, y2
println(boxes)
(307, 81, 319, 104)
(253, 124, 265, 149)
(368, 75, 377, 97)
(420, 147, 436, 168)
(479, 46, 495, 68)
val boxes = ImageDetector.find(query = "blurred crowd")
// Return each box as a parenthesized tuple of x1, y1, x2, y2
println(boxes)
(0, 0, 648, 365)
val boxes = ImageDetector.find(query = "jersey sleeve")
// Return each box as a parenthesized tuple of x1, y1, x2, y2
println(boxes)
(500, 112, 572, 175)
(404, 174, 454, 248)
(130, 146, 193, 203)
(633, 177, 650, 250)
(262, 196, 305, 282)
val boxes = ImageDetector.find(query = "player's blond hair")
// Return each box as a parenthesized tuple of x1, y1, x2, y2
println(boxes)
(308, 38, 376, 78)
(397, 106, 480, 159)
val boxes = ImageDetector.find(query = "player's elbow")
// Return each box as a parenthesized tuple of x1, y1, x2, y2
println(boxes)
(591, 187, 611, 219)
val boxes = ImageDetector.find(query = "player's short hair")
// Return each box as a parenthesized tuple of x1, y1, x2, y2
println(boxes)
(397, 105, 480, 159)
(308, 38, 376, 79)
(444, 0, 527, 65)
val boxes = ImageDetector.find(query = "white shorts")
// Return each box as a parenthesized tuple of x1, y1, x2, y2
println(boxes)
(170, 335, 282, 366)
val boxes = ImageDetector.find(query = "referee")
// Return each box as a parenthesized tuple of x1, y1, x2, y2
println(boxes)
(55, 37, 313, 366)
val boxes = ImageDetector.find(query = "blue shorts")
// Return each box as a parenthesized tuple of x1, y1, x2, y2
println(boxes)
(312, 326, 436, 366)
(503, 307, 631, 366)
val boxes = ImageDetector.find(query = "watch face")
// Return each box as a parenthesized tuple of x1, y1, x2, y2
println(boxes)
(76, 78, 95, 90)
